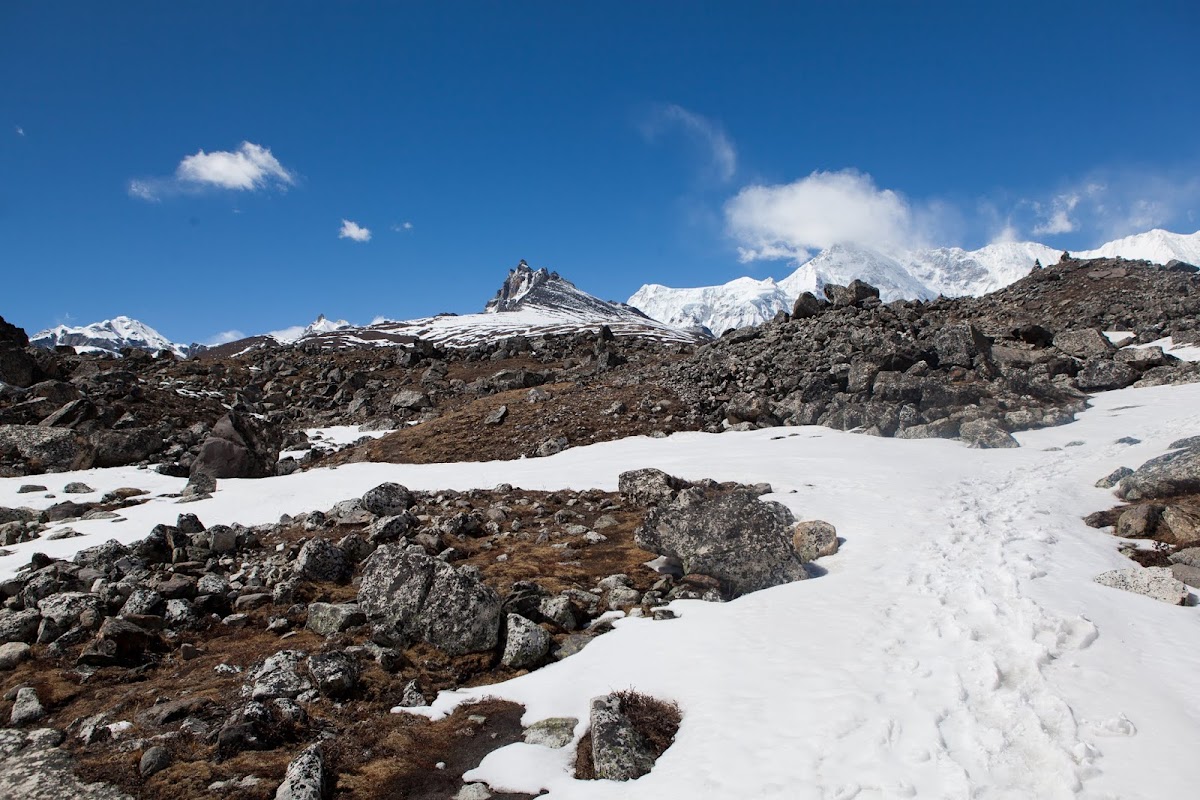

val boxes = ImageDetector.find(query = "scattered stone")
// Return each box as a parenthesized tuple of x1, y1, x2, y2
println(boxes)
(10, 686, 45, 725)
(62, 482, 93, 494)
(0, 642, 32, 670)
(1095, 467, 1134, 489)
(307, 652, 359, 698)
(959, 419, 1019, 449)
(1160, 506, 1200, 547)
(483, 405, 508, 426)
(139, 745, 171, 778)
(589, 694, 656, 781)
(275, 744, 330, 800)
(1115, 504, 1161, 538)
(294, 538, 348, 582)
(792, 520, 839, 562)
(1170, 563, 1200, 589)
(453, 784, 492, 800)
(523, 717, 577, 748)
(1117, 444, 1200, 501)
(361, 482, 414, 516)
(306, 602, 366, 636)
(16, 485, 47, 494)
(191, 412, 282, 480)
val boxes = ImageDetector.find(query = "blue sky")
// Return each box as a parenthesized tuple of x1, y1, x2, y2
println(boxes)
(3, 1, 1198, 344)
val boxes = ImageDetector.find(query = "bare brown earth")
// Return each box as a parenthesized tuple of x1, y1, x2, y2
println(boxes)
(0, 487, 666, 799)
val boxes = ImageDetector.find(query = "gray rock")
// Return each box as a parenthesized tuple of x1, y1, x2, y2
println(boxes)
(635, 482, 808, 597)
(0, 642, 32, 670)
(190, 412, 282, 480)
(306, 602, 366, 636)
(1075, 359, 1139, 392)
(523, 717, 578, 748)
(618, 468, 687, 507)
(139, 745, 171, 778)
(483, 405, 508, 426)
(1170, 563, 1200, 589)
(959, 419, 1019, 449)
(1169, 547, 1200, 569)
(294, 538, 348, 582)
(1053, 328, 1115, 359)
(790, 292, 825, 319)
(37, 592, 103, 631)
(453, 784, 492, 800)
(397, 679, 426, 707)
(1115, 504, 1160, 538)
(1095, 467, 1134, 488)
(390, 390, 432, 411)
(0, 425, 95, 473)
(365, 513, 416, 543)
(358, 546, 502, 655)
(307, 652, 359, 698)
(11, 687, 45, 726)
(934, 324, 992, 368)
(120, 588, 164, 617)
(536, 437, 568, 457)
(62, 482, 93, 494)
(501, 614, 550, 670)
(327, 499, 371, 524)
(361, 482, 414, 516)
(792, 520, 839, 562)
(275, 744, 329, 800)
(1161, 506, 1200, 547)
(1094, 566, 1189, 605)
(1117, 445, 1200, 501)
(251, 650, 312, 700)
(0, 727, 133, 799)
(589, 694, 656, 781)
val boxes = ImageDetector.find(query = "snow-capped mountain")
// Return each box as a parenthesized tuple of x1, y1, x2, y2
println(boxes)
(1075, 228, 1200, 264)
(267, 314, 352, 344)
(628, 230, 1197, 334)
(30, 316, 192, 358)
(206, 261, 701, 355)
(629, 277, 792, 335)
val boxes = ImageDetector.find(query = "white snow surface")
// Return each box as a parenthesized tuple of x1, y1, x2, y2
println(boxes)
(628, 229, 1196, 335)
(3, 383, 1200, 798)
(30, 315, 190, 358)
(267, 314, 351, 344)
(1076, 229, 1200, 265)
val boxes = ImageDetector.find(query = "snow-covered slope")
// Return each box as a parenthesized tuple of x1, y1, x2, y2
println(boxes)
(267, 314, 352, 344)
(30, 316, 191, 357)
(1076, 228, 1200, 265)
(629, 229, 1196, 334)
(628, 277, 791, 335)
(5, 380, 1200, 798)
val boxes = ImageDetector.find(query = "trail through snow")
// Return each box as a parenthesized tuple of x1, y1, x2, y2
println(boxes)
(2, 385, 1200, 797)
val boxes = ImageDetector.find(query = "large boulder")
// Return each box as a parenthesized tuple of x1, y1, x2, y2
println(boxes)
(361, 483, 414, 516)
(190, 412, 282, 479)
(618, 468, 687, 507)
(0, 425, 95, 472)
(934, 324, 992, 369)
(589, 694, 657, 781)
(1075, 359, 1139, 392)
(358, 546, 502, 655)
(275, 744, 330, 800)
(1094, 566, 1189, 605)
(1052, 328, 1115, 359)
(1117, 443, 1200, 501)
(635, 483, 809, 597)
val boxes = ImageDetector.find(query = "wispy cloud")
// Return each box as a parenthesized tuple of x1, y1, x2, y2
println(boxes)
(205, 330, 246, 346)
(726, 169, 930, 263)
(643, 104, 737, 182)
(390, 221, 414, 232)
(129, 141, 296, 201)
(339, 219, 371, 242)
(14, 126, 24, 137)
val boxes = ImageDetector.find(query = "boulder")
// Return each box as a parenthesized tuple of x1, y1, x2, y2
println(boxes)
(501, 614, 550, 670)
(790, 292, 826, 319)
(10, 687, 44, 726)
(305, 602, 366, 636)
(934, 324, 992, 369)
(635, 483, 809, 597)
(1115, 504, 1160, 538)
(139, 746, 171, 778)
(958, 419, 1019, 449)
(823, 280, 879, 308)
(1117, 444, 1200, 501)
(1095, 467, 1133, 489)
(618, 468, 687, 507)
(0, 642, 32, 670)
(1160, 506, 1200, 547)
(0, 727, 133, 799)
(589, 694, 656, 781)
(190, 412, 282, 479)
(0, 425, 95, 472)
(306, 652, 359, 698)
(523, 717, 578, 748)
(1052, 329, 1115, 359)
(792, 520, 839, 562)
(275, 744, 330, 800)
(1094, 566, 1188, 605)
(358, 546, 502, 655)
(250, 650, 312, 701)
(78, 617, 162, 666)
(1075, 359, 1139, 392)
(294, 538, 348, 582)
(361, 483, 414, 516)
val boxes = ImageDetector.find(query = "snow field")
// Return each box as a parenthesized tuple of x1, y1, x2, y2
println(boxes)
(2, 384, 1200, 797)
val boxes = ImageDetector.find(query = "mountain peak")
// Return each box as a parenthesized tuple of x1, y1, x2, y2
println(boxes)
(30, 316, 190, 358)
(484, 261, 574, 314)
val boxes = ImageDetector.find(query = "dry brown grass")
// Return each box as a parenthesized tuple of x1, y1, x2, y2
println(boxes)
(573, 690, 682, 780)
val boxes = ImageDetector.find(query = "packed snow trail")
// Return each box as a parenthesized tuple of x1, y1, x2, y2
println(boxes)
(2, 385, 1200, 797)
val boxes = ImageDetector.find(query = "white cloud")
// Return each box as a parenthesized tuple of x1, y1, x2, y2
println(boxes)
(1031, 193, 1080, 235)
(644, 104, 737, 182)
(15, 126, 24, 137)
(204, 330, 246, 346)
(390, 221, 414, 232)
(726, 170, 923, 263)
(339, 219, 371, 242)
(129, 141, 295, 200)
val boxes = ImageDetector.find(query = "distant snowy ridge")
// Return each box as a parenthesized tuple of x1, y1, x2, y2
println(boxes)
(267, 314, 352, 344)
(629, 229, 1199, 334)
(30, 315, 193, 358)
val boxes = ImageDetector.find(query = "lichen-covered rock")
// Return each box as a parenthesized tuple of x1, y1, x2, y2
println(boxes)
(307, 652, 359, 698)
(0, 728, 133, 799)
(618, 468, 687, 507)
(1117, 444, 1200, 501)
(589, 694, 656, 781)
(294, 538, 348, 582)
(1094, 566, 1189, 605)
(959, 419, 1019, 449)
(275, 744, 330, 800)
(0, 425, 95, 473)
(635, 482, 808, 597)
(361, 482, 414, 516)
(501, 614, 550, 669)
(305, 602, 365, 636)
(792, 520, 839, 562)
(523, 717, 577, 748)
(358, 546, 502, 655)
